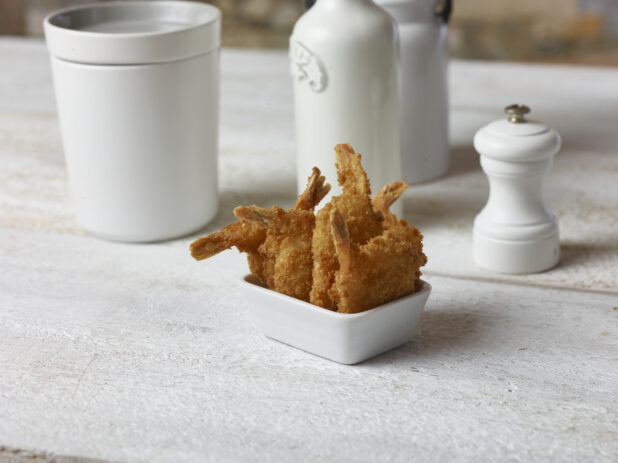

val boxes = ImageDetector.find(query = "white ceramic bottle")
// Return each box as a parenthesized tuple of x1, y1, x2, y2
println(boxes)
(290, 0, 402, 213)
(374, 0, 450, 184)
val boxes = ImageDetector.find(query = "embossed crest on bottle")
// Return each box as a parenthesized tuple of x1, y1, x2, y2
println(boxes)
(289, 40, 327, 93)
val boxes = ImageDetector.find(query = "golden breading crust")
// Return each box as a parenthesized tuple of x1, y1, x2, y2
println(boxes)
(190, 167, 331, 300)
(310, 144, 384, 309)
(234, 205, 316, 302)
(372, 181, 409, 218)
(190, 144, 426, 313)
(190, 221, 268, 281)
(328, 208, 426, 314)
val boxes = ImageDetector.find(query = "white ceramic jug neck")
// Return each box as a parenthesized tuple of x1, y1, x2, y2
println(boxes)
(317, 0, 374, 3)
(315, 0, 375, 7)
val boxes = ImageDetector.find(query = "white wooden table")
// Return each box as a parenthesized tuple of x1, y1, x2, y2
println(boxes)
(0, 37, 617, 462)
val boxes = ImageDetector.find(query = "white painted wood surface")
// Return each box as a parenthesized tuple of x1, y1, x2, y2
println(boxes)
(0, 38, 617, 462)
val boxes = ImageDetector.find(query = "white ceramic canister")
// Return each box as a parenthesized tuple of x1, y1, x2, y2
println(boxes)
(374, 0, 449, 184)
(44, 1, 220, 242)
(290, 0, 402, 214)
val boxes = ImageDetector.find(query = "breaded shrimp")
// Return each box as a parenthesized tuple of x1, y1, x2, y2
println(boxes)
(234, 204, 316, 301)
(310, 143, 384, 309)
(294, 167, 331, 212)
(190, 221, 268, 281)
(328, 209, 426, 314)
(190, 149, 425, 313)
(190, 167, 330, 290)
(372, 181, 409, 220)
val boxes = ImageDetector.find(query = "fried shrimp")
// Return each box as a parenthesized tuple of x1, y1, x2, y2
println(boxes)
(310, 143, 384, 309)
(234, 204, 316, 301)
(190, 144, 426, 314)
(372, 181, 409, 220)
(190, 220, 268, 281)
(328, 208, 426, 314)
(190, 167, 330, 300)
(234, 168, 330, 301)
(294, 167, 331, 212)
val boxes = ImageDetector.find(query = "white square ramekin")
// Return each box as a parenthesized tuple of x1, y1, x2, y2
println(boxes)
(240, 275, 431, 364)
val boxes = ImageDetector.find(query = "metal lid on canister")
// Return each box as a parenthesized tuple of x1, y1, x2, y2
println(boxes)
(44, 1, 221, 65)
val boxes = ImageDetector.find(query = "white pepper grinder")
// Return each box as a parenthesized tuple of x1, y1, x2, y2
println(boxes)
(290, 0, 402, 214)
(473, 104, 562, 274)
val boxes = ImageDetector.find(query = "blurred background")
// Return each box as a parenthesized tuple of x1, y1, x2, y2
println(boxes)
(2, 0, 618, 65)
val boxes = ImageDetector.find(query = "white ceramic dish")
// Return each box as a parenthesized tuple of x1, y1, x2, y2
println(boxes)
(240, 275, 431, 364)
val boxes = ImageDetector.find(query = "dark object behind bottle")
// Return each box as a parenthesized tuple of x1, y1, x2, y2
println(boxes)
(303, 0, 451, 23)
